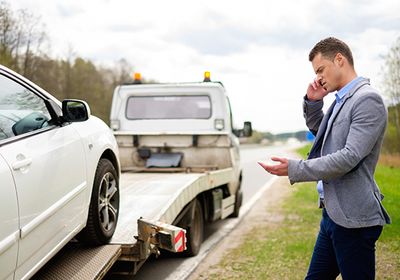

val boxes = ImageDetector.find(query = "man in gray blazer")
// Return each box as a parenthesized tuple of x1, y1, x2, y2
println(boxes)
(259, 37, 390, 279)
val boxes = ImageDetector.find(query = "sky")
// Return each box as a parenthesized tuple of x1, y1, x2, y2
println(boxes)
(10, 0, 400, 133)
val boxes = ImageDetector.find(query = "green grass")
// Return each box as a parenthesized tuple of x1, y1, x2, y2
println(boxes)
(296, 143, 312, 159)
(375, 165, 400, 242)
(375, 164, 400, 277)
(201, 145, 399, 279)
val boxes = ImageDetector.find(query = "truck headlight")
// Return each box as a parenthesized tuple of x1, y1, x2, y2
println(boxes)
(214, 119, 224, 131)
(110, 120, 120, 131)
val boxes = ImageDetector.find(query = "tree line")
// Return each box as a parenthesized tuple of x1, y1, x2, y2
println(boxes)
(0, 1, 135, 123)
(1, 1, 399, 152)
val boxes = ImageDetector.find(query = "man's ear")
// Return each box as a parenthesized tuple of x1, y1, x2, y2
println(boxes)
(335, 53, 344, 66)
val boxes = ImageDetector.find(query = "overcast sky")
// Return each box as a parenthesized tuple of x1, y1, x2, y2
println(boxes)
(10, 0, 400, 133)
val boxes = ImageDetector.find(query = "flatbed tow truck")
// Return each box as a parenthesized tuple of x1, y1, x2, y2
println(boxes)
(33, 73, 251, 279)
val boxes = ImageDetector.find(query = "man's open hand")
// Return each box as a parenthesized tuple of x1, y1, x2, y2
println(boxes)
(258, 157, 289, 176)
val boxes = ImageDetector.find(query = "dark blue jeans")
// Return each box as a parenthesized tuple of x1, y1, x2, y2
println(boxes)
(305, 209, 383, 280)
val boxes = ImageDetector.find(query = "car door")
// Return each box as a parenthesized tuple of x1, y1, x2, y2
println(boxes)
(0, 155, 19, 280)
(0, 72, 87, 279)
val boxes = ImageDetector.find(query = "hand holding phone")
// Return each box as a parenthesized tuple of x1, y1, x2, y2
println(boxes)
(306, 77, 328, 101)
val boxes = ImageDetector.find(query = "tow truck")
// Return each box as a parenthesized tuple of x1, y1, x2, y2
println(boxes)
(34, 72, 252, 279)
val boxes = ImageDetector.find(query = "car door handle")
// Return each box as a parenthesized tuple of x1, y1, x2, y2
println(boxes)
(12, 158, 33, 170)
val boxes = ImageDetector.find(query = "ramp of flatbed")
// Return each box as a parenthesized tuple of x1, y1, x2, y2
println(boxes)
(32, 243, 121, 280)
(111, 169, 233, 245)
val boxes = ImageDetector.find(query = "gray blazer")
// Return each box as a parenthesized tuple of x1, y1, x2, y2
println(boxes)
(288, 77, 391, 228)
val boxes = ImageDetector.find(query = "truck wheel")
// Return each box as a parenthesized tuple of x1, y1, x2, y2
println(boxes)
(77, 159, 119, 245)
(230, 188, 243, 218)
(179, 199, 204, 256)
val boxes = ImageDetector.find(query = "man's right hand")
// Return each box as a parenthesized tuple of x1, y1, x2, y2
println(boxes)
(306, 77, 328, 101)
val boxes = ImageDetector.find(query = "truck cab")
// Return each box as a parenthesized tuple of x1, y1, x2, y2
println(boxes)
(110, 74, 251, 174)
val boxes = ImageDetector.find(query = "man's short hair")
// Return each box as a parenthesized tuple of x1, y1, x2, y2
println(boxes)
(309, 37, 354, 66)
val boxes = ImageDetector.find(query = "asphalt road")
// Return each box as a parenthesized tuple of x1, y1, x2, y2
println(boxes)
(130, 144, 297, 280)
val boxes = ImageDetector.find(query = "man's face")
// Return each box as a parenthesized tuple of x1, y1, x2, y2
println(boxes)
(311, 52, 341, 93)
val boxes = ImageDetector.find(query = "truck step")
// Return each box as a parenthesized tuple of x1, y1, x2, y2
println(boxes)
(32, 243, 121, 280)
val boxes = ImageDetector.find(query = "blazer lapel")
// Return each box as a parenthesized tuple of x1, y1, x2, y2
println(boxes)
(322, 98, 346, 145)
(308, 100, 336, 159)
(322, 82, 368, 146)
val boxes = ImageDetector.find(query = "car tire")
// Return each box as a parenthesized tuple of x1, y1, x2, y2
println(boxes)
(178, 199, 204, 256)
(230, 186, 243, 218)
(77, 158, 119, 245)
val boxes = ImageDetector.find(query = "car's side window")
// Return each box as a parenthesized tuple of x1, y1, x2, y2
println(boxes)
(0, 74, 51, 140)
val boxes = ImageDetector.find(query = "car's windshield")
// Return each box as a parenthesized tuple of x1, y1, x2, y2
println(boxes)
(125, 95, 211, 119)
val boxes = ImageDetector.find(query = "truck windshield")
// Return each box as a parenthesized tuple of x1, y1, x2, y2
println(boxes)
(126, 95, 211, 119)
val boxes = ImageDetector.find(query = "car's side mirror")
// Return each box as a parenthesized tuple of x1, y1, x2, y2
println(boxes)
(62, 99, 91, 122)
(242, 121, 252, 137)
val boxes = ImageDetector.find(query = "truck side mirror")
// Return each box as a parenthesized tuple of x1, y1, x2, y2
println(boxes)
(62, 99, 91, 122)
(242, 121, 252, 137)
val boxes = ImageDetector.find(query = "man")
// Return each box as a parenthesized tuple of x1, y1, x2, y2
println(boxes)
(259, 37, 390, 279)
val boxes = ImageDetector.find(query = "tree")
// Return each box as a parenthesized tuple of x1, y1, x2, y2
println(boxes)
(0, 1, 150, 126)
(112, 58, 134, 85)
(246, 130, 263, 144)
(0, 1, 48, 75)
(383, 37, 400, 138)
(0, 1, 18, 68)
(382, 37, 400, 153)
(18, 9, 47, 79)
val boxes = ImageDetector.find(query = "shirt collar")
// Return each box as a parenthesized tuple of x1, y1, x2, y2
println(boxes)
(335, 76, 362, 103)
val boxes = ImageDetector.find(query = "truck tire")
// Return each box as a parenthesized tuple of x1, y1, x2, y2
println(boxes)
(230, 187, 243, 218)
(77, 159, 119, 245)
(179, 199, 204, 256)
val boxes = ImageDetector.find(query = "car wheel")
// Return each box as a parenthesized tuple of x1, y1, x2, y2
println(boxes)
(230, 187, 243, 218)
(77, 158, 119, 245)
(178, 199, 204, 256)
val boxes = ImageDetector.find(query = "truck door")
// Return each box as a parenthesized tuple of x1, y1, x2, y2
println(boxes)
(0, 155, 19, 280)
(0, 72, 87, 279)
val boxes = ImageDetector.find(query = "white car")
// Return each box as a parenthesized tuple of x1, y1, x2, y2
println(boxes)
(0, 65, 120, 280)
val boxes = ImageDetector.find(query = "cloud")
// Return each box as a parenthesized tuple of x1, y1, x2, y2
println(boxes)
(175, 26, 320, 57)
(9, 0, 400, 133)
(172, 0, 400, 58)
(55, 3, 84, 18)
(176, 26, 257, 55)
(107, 23, 151, 33)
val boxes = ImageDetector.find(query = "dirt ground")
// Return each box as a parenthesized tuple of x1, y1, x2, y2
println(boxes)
(188, 177, 292, 279)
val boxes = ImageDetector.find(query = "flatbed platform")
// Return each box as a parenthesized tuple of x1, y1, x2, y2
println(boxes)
(33, 168, 233, 279)
(111, 168, 233, 245)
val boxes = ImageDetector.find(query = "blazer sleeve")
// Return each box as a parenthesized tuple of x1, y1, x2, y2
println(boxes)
(288, 92, 387, 184)
(303, 96, 324, 135)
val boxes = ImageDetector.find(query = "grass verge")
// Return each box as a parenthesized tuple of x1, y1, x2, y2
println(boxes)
(201, 144, 399, 279)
